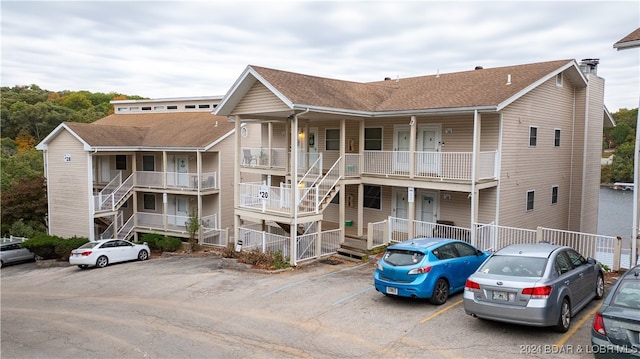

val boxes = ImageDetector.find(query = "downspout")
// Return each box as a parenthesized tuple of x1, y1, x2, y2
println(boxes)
(580, 76, 591, 231)
(632, 99, 640, 266)
(470, 110, 479, 246)
(568, 89, 576, 229)
(291, 108, 310, 266)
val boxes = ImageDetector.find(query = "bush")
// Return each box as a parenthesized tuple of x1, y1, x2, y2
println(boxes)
(159, 236, 183, 252)
(54, 236, 89, 261)
(139, 233, 182, 252)
(235, 248, 290, 270)
(21, 234, 63, 259)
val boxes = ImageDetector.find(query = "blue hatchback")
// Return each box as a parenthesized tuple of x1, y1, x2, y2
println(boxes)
(374, 238, 490, 305)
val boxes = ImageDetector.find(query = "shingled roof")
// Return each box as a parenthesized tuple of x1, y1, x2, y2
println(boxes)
(614, 27, 640, 50)
(219, 59, 580, 115)
(49, 112, 233, 149)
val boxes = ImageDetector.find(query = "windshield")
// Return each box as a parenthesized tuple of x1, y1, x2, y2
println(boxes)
(479, 255, 547, 277)
(383, 249, 425, 266)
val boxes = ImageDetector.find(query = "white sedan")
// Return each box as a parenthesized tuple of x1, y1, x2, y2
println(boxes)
(69, 239, 150, 269)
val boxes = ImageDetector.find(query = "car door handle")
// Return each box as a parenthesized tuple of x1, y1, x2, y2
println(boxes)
(564, 280, 570, 285)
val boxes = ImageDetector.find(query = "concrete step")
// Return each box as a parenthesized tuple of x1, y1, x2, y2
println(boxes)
(336, 247, 368, 261)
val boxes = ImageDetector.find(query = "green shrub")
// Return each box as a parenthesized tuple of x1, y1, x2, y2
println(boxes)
(159, 236, 183, 252)
(236, 248, 290, 270)
(54, 236, 89, 261)
(21, 234, 63, 259)
(140, 233, 165, 250)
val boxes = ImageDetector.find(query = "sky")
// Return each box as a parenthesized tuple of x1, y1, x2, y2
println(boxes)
(1, 1, 639, 112)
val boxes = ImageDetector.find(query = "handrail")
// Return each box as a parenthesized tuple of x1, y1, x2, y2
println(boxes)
(316, 157, 342, 212)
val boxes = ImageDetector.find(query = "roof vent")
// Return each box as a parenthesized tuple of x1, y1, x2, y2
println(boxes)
(384, 77, 392, 81)
(475, 66, 483, 70)
(506, 74, 511, 85)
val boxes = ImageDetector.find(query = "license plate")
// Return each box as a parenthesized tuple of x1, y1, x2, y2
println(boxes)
(492, 291, 509, 301)
(386, 287, 398, 295)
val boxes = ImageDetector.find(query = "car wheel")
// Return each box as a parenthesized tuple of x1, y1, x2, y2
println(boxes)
(96, 255, 109, 268)
(137, 249, 149, 261)
(554, 298, 571, 333)
(595, 274, 605, 300)
(429, 278, 449, 305)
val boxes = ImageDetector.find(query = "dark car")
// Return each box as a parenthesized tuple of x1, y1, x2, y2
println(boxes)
(591, 264, 640, 357)
(464, 243, 604, 332)
(0, 241, 35, 268)
(374, 238, 490, 305)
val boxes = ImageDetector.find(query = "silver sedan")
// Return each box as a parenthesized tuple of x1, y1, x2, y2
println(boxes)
(463, 242, 605, 332)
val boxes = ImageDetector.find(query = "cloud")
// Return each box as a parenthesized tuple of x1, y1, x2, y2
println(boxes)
(1, 1, 638, 111)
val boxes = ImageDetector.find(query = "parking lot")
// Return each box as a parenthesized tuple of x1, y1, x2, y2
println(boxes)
(1, 255, 608, 358)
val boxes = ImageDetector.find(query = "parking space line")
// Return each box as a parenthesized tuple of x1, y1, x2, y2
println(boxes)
(554, 303, 600, 348)
(332, 287, 374, 306)
(261, 263, 369, 297)
(419, 299, 463, 324)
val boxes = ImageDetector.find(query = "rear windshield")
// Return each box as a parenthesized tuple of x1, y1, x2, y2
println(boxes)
(612, 280, 640, 309)
(383, 249, 425, 266)
(78, 242, 100, 249)
(479, 255, 547, 277)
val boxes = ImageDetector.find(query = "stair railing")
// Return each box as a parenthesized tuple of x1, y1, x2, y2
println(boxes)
(315, 157, 342, 213)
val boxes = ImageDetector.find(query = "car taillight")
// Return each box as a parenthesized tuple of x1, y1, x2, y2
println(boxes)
(465, 279, 480, 290)
(81, 251, 92, 256)
(408, 266, 432, 275)
(522, 286, 552, 298)
(593, 312, 606, 335)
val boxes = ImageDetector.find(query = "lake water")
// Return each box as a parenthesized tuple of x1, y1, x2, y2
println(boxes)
(598, 186, 634, 238)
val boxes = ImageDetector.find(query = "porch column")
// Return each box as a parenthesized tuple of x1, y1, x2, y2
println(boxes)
(315, 220, 322, 258)
(470, 110, 481, 246)
(358, 120, 365, 237)
(197, 150, 203, 244)
(408, 187, 415, 239)
(357, 183, 364, 237)
(268, 123, 273, 167)
(291, 115, 300, 265)
(339, 185, 346, 244)
(162, 151, 167, 188)
(131, 154, 137, 186)
(340, 119, 346, 242)
(409, 116, 416, 179)
(234, 116, 241, 248)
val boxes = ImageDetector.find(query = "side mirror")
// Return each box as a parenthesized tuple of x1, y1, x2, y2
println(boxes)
(586, 257, 596, 265)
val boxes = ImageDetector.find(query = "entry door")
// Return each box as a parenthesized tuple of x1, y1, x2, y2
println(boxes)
(418, 191, 438, 223)
(175, 196, 189, 226)
(99, 157, 111, 182)
(393, 126, 410, 173)
(175, 156, 189, 187)
(417, 125, 441, 175)
(392, 188, 409, 233)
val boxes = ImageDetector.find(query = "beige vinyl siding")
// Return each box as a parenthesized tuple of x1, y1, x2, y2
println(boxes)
(580, 75, 605, 233)
(232, 82, 290, 115)
(46, 130, 92, 238)
(568, 86, 587, 231)
(498, 75, 579, 230)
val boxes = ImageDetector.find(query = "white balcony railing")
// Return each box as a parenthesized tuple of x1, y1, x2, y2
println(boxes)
(135, 171, 218, 191)
(362, 150, 498, 181)
(241, 147, 287, 170)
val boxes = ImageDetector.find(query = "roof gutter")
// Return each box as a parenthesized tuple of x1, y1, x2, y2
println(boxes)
(290, 104, 497, 118)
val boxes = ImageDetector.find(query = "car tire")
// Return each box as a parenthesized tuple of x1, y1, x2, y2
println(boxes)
(594, 273, 605, 300)
(138, 250, 149, 261)
(96, 256, 109, 268)
(429, 278, 449, 305)
(554, 298, 571, 333)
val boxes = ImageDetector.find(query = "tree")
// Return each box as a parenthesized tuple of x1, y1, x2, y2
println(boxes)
(185, 208, 201, 252)
(610, 142, 635, 183)
(1, 174, 47, 235)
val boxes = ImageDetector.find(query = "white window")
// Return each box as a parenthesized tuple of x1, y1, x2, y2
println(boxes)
(142, 155, 155, 171)
(526, 190, 535, 211)
(556, 73, 563, 87)
(325, 129, 340, 151)
(364, 185, 381, 210)
(365, 127, 383, 151)
(554, 129, 561, 147)
(143, 193, 156, 211)
(551, 186, 558, 205)
(529, 126, 538, 147)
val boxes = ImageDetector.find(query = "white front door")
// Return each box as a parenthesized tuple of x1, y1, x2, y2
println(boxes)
(175, 196, 189, 226)
(417, 125, 441, 175)
(393, 126, 410, 173)
(417, 190, 438, 223)
(175, 156, 189, 187)
(392, 188, 409, 233)
(99, 157, 111, 182)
